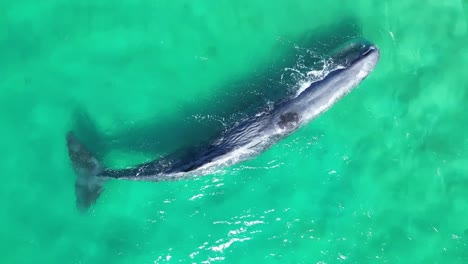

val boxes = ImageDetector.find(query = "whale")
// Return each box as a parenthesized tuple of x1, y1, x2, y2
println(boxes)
(66, 39, 380, 211)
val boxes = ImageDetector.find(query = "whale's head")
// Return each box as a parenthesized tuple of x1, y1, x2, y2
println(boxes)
(275, 39, 380, 131)
(329, 39, 380, 70)
(327, 39, 380, 93)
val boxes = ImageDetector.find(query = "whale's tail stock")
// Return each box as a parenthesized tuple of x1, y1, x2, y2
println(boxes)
(66, 131, 107, 212)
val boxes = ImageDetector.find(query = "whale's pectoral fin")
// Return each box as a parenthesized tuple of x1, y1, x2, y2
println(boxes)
(66, 131, 106, 212)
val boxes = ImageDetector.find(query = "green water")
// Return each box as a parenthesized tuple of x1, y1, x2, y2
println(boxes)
(1, 0, 468, 263)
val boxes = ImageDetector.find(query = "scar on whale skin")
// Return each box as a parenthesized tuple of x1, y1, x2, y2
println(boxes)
(278, 112, 299, 130)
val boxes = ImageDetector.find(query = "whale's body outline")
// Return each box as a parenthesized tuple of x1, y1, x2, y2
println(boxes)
(66, 40, 380, 211)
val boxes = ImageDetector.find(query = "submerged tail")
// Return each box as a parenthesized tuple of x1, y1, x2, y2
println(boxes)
(66, 131, 106, 212)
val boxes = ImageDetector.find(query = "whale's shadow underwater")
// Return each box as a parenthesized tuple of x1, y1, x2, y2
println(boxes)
(67, 21, 380, 211)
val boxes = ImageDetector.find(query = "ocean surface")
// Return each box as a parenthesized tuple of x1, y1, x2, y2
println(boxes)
(1, 0, 468, 263)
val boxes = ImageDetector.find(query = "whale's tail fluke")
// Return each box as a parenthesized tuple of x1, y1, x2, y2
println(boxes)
(66, 132, 107, 212)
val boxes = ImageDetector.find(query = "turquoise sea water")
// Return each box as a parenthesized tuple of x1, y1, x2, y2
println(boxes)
(1, 1, 468, 263)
